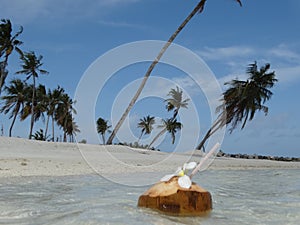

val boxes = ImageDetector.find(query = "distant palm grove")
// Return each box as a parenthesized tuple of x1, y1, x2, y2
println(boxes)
(0, 19, 79, 142)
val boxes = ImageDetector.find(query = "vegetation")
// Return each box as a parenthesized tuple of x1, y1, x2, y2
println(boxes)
(196, 62, 278, 151)
(16, 51, 49, 139)
(0, 19, 23, 93)
(106, 0, 242, 145)
(137, 115, 155, 143)
(165, 86, 189, 120)
(96, 117, 111, 144)
(148, 87, 188, 149)
(1, 2, 278, 152)
(148, 118, 182, 149)
(0, 79, 78, 142)
(118, 141, 160, 151)
(0, 79, 27, 137)
(0, 19, 78, 142)
(31, 128, 50, 141)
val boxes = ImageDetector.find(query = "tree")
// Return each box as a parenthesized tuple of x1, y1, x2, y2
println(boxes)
(0, 19, 23, 93)
(65, 115, 80, 142)
(0, 79, 27, 137)
(44, 86, 65, 141)
(196, 62, 278, 151)
(31, 128, 49, 141)
(16, 51, 48, 139)
(137, 115, 155, 143)
(55, 93, 76, 142)
(106, 0, 242, 145)
(33, 84, 47, 122)
(147, 86, 189, 148)
(165, 86, 189, 120)
(96, 117, 111, 144)
(19, 84, 48, 135)
(148, 118, 182, 149)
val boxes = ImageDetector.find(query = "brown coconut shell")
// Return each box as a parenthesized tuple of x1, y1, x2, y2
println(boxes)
(138, 176, 212, 216)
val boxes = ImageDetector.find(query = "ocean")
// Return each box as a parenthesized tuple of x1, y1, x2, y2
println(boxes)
(0, 169, 299, 225)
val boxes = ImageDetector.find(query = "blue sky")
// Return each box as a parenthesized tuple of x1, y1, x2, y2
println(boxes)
(1, 0, 300, 157)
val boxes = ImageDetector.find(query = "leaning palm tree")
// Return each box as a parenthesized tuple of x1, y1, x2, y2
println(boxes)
(106, 0, 243, 144)
(148, 118, 182, 149)
(0, 79, 27, 137)
(16, 51, 48, 139)
(0, 19, 23, 93)
(165, 86, 189, 120)
(137, 115, 155, 143)
(96, 117, 112, 144)
(196, 62, 278, 151)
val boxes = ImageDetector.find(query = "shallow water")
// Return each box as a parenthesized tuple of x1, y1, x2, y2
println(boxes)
(0, 169, 299, 225)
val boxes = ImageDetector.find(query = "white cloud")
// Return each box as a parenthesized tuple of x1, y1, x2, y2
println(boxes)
(267, 44, 300, 64)
(274, 65, 300, 85)
(0, 0, 141, 24)
(218, 64, 300, 89)
(0, 0, 48, 24)
(197, 46, 255, 61)
(195, 43, 300, 86)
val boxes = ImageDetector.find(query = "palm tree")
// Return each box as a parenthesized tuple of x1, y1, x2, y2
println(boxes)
(44, 86, 64, 141)
(106, 0, 243, 145)
(196, 62, 278, 151)
(19, 84, 48, 133)
(96, 117, 111, 144)
(165, 86, 189, 120)
(34, 84, 47, 122)
(65, 115, 80, 142)
(0, 19, 23, 93)
(137, 115, 155, 143)
(0, 62, 8, 93)
(148, 118, 182, 149)
(16, 51, 48, 139)
(55, 93, 76, 142)
(0, 79, 27, 137)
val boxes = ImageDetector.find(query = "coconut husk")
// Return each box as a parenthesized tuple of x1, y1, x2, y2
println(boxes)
(138, 176, 212, 216)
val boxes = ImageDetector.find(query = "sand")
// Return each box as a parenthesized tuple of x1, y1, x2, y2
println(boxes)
(0, 136, 299, 179)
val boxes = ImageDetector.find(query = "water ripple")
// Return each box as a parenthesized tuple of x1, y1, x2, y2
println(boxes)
(0, 170, 299, 225)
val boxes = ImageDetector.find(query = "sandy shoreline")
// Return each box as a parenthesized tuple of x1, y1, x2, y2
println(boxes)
(0, 136, 299, 179)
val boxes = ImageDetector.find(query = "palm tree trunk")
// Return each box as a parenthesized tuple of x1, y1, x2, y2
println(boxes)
(196, 118, 223, 151)
(0, 58, 8, 94)
(137, 131, 144, 144)
(9, 105, 20, 137)
(106, 0, 207, 145)
(29, 76, 36, 139)
(51, 115, 55, 142)
(63, 130, 67, 142)
(101, 134, 105, 145)
(44, 114, 50, 139)
(147, 127, 167, 149)
(63, 115, 67, 142)
(196, 128, 211, 151)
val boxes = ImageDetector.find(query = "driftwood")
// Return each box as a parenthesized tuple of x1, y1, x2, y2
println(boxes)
(138, 176, 212, 216)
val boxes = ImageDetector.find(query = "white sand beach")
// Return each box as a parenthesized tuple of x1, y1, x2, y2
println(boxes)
(0, 136, 299, 178)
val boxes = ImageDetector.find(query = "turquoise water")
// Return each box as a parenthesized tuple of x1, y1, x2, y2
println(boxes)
(0, 169, 299, 225)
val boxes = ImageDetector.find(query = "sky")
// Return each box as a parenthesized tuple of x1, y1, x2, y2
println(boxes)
(0, 0, 300, 157)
